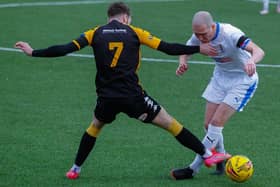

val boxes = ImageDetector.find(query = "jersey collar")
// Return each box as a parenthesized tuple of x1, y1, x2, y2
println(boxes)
(211, 22, 220, 41)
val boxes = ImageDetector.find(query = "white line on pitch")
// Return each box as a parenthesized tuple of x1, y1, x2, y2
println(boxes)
(1, 46, 279, 68)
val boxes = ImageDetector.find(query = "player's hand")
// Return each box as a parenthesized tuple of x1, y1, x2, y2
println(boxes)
(176, 61, 188, 76)
(14, 41, 33, 56)
(244, 59, 256, 76)
(199, 43, 218, 56)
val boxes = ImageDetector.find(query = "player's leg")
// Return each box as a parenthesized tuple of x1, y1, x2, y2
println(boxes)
(152, 107, 230, 178)
(187, 102, 234, 175)
(126, 92, 230, 180)
(204, 101, 219, 130)
(204, 102, 235, 151)
(171, 77, 232, 179)
(152, 107, 211, 157)
(260, 0, 270, 15)
(212, 109, 226, 175)
(66, 97, 118, 179)
(201, 76, 235, 159)
(204, 102, 226, 161)
(209, 103, 235, 149)
(66, 117, 105, 179)
(126, 93, 210, 157)
(186, 101, 219, 175)
(206, 103, 235, 174)
(169, 104, 233, 179)
(213, 134, 226, 175)
(213, 75, 258, 174)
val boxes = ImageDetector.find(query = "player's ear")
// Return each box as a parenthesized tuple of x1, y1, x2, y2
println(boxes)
(123, 14, 130, 24)
(211, 23, 216, 30)
(127, 15, 132, 24)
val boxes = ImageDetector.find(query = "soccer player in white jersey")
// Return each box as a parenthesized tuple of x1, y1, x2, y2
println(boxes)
(170, 11, 265, 180)
(260, 0, 280, 15)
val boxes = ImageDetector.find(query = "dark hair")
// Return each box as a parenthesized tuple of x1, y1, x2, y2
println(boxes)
(107, 2, 130, 17)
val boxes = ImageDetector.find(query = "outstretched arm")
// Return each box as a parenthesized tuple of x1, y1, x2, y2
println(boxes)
(15, 36, 88, 57)
(131, 27, 217, 56)
(157, 41, 217, 56)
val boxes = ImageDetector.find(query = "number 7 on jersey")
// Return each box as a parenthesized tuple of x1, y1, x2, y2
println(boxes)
(109, 42, 123, 68)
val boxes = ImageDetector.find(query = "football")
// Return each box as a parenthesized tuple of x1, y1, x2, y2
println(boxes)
(225, 155, 254, 182)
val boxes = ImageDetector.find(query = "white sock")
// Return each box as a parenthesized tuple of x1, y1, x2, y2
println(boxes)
(71, 164, 81, 173)
(189, 148, 212, 174)
(189, 154, 203, 174)
(203, 125, 225, 153)
(202, 124, 223, 150)
(216, 133, 225, 153)
(189, 124, 223, 173)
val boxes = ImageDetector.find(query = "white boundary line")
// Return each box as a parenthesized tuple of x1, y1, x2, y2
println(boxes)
(1, 47, 279, 68)
(0, 0, 184, 8)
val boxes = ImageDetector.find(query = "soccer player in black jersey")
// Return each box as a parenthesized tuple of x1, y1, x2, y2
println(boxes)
(15, 1, 230, 180)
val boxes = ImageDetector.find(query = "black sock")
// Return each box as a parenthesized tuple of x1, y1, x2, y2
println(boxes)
(74, 132, 96, 166)
(175, 127, 205, 156)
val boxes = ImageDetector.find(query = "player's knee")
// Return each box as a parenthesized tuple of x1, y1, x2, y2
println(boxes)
(152, 108, 171, 126)
(210, 118, 224, 126)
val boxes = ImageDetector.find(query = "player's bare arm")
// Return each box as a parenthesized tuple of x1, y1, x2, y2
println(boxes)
(176, 55, 189, 76)
(244, 41, 265, 76)
(175, 43, 217, 76)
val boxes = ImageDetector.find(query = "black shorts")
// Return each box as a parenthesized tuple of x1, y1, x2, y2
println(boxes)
(94, 92, 161, 124)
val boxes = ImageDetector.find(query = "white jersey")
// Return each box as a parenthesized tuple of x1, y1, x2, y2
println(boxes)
(187, 23, 252, 74)
(187, 23, 259, 111)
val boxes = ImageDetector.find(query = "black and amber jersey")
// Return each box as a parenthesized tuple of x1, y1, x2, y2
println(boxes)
(80, 20, 161, 98)
(32, 20, 201, 98)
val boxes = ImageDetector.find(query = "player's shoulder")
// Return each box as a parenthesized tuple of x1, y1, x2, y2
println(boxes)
(83, 25, 101, 34)
(127, 24, 153, 38)
(128, 24, 146, 33)
(220, 23, 244, 35)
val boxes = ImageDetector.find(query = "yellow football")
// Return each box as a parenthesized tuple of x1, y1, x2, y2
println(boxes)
(225, 155, 253, 182)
